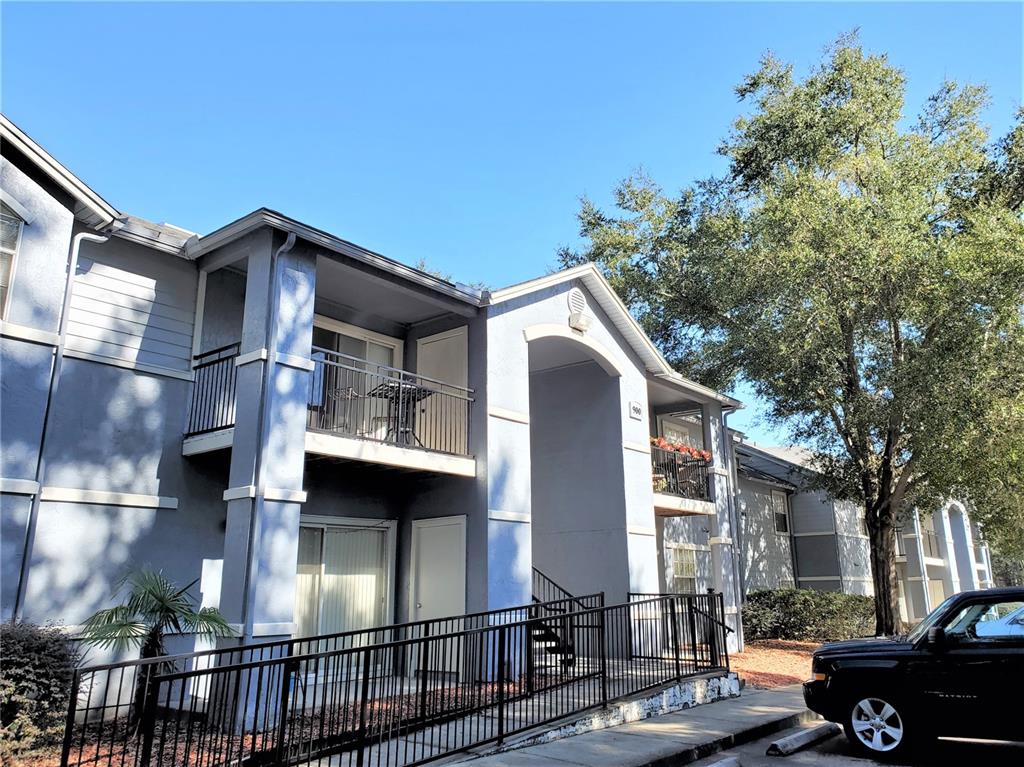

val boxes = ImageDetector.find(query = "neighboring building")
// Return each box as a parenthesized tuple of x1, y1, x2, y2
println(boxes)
(0, 114, 746, 660)
(732, 434, 994, 623)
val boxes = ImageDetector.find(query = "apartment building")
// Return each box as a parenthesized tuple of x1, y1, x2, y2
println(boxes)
(0, 115, 746, 660)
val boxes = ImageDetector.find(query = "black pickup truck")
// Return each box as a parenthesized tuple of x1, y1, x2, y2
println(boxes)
(803, 587, 1024, 759)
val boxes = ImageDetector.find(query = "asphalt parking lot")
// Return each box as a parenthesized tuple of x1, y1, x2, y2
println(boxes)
(688, 725, 1024, 767)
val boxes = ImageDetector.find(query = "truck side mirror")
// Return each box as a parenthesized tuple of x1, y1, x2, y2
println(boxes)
(927, 626, 946, 649)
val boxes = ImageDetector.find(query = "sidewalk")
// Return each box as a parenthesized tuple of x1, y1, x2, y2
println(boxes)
(461, 684, 816, 766)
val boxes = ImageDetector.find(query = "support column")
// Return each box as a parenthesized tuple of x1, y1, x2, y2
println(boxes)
(218, 229, 316, 646)
(933, 505, 962, 598)
(946, 504, 980, 591)
(702, 402, 742, 652)
(904, 510, 931, 621)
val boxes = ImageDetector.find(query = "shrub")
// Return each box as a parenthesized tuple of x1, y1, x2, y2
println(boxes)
(742, 588, 875, 641)
(0, 622, 81, 758)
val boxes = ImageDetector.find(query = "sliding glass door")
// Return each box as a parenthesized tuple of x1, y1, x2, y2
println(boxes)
(295, 520, 393, 640)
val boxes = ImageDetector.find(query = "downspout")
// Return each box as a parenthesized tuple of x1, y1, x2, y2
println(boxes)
(721, 410, 745, 651)
(237, 231, 296, 638)
(13, 231, 110, 621)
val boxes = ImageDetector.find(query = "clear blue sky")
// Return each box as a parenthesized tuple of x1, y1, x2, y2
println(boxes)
(3, 2, 1021, 443)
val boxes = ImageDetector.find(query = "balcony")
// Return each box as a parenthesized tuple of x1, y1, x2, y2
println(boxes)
(183, 344, 475, 475)
(650, 445, 714, 516)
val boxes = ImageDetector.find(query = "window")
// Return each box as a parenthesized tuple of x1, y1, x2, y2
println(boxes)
(672, 546, 698, 594)
(659, 413, 704, 449)
(771, 490, 790, 534)
(945, 599, 1024, 642)
(0, 201, 24, 318)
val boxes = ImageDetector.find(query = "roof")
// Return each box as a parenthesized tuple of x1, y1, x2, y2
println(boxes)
(0, 113, 120, 230)
(185, 207, 483, 305)
(488, 264, 743, 409)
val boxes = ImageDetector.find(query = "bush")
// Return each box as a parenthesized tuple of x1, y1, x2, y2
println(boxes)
(0, 622, 81, 758)
(742, 588, 875, 641)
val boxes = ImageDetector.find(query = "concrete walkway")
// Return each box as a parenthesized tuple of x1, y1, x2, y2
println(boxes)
(461, 685, 816, 766)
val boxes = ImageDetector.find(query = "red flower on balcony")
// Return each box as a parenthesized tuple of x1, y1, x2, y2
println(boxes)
(649, 436, 711, 462)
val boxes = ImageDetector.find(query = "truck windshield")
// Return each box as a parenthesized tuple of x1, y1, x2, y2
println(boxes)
(906, 594, 959, 643)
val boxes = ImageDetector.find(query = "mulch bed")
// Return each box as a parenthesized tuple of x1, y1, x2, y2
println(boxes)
(729, 639, 819, 689)
(19, 677, 549, 767)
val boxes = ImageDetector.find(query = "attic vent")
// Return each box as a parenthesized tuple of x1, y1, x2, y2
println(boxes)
(567, 287, 588, 314)
(566, 287, 592, 332)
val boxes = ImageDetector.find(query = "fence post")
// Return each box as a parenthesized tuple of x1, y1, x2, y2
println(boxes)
(58, 669, 81, 767)
(356, 648, 373, 767)
(274, 641, 297, 762)
(687, 596, 700, 669)
(137, 669, 161, 767)
(496, 625, 507, 743)
(597, 594, 608, 708)
(525, 615, 535, 695)
(668, 596, 682, 680)
(418, 624, 431, 721)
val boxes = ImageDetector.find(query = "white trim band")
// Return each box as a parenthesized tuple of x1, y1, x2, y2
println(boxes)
(0, 321, 60, 347)
(235, 348, 269, 367)
(623, 441, 652, 455)
(264, 487, 307, 503)
(487, 406, 530, 425)
(275, 352, 315, 372)
(489, 509, 531, 524)
(252, 622, 297, 637)
(40, 487, 178, 509)
(627, 525, 657, 537)
(0, 478, 40, 495)
(709, 536, 733, 546)
(223, 485, 257, 501)
(792, 531, 836, 538)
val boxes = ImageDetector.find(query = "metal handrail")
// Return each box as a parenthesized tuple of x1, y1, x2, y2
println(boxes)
(312, 345, 474, 398)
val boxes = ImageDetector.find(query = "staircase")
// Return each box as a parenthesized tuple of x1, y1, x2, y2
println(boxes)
(530, 568, 583, 671)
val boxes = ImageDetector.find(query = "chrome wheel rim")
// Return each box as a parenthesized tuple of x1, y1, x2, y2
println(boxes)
(851, 697, 904, 752)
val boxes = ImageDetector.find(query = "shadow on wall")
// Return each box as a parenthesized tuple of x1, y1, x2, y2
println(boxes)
(22, 355, 229, 630)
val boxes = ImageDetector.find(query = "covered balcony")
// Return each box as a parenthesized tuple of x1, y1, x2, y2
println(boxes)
(181, 224, 480, 477)
(650, 443, 712, 504)
(183, 341, 474, 475)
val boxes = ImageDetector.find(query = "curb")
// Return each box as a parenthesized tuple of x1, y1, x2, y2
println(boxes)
(634, 707, 820, 767)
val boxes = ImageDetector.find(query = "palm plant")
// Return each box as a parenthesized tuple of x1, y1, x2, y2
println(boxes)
(79, 570, 235, 728)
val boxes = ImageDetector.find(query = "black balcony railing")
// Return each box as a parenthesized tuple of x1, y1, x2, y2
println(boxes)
(184, 343, 240, 436)
(184, 344, 474, 458)
(61, 593, 728, 767)
(308, 347, 473, 456)
(650, 446, 711, 501)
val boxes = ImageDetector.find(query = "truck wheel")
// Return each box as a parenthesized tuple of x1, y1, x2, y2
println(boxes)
(842, 694, 916, 760)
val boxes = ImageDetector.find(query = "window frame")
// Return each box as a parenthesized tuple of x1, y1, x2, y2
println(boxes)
(771, 489, 790, 534)
(0, 201, 26, 321)
(312, 315, 404, 368)
(671, 544, 699, 594)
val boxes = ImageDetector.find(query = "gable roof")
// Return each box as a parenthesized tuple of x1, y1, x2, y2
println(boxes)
(0, 113, 120, 230)
(185, 207, 484, 306)
(488, 263, 742, 408)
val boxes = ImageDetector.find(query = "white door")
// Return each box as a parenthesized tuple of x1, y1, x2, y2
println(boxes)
(415, 327, 468, 454)
(410, 516, 467, 621)
(410, 516, 467, 677)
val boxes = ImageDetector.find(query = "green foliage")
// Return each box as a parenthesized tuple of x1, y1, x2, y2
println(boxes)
(742, 588, 875, 641)
(79, 570, 234, 661)
(560, 34, 1024, 631)
(0, 622, 81, 758)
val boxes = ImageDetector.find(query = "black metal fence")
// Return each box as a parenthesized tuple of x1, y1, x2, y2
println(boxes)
(307, 348, 473, 456)
(650, 446, 711, 501)
(185, 344, 240, 437)
(61, 593, 728, 767)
